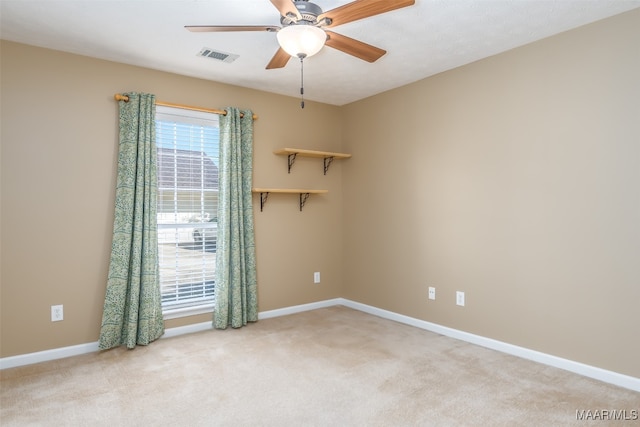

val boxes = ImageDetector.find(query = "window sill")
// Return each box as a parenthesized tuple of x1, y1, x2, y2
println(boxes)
(163, 303, 214, 320)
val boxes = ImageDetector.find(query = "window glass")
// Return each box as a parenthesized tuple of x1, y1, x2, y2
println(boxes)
(155, 106, 219, 317)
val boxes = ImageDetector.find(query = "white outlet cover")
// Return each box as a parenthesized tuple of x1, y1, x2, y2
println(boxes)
(314, 272, 320, 283)
(456, 291, 465, 306)
(51, 304, 64, 321)
(428, 287, 436, 300)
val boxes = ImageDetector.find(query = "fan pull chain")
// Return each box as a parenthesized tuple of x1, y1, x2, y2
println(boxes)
(300, 56, 305, 109)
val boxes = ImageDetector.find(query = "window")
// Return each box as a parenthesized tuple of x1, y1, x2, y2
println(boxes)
(155, 106, 219, 318)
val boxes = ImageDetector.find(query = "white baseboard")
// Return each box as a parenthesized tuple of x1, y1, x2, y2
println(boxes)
(0, 342, 101, 370)
(2, 297, 638, 393)
(258, 298, 342, 319)
(337, 298, 640, 393)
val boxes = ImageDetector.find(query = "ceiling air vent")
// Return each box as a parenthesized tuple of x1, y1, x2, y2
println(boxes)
(197, 47, 239, 63)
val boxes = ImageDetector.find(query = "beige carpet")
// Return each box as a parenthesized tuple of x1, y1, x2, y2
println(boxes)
(1, 306, 638, 426)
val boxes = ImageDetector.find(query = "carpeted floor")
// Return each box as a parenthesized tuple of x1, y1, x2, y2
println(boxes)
(1, 306, 638, 426)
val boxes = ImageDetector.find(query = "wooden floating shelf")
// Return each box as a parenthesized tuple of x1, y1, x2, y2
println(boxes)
(252, 188, 328, 194)
(273, 148, 351, 159)
(252, 188, 328, 211)
(274, 148, 351, 175)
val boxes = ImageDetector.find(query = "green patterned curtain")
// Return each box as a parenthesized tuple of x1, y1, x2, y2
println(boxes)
(214, 107, 258, 329)
(99, 92, 164, 349)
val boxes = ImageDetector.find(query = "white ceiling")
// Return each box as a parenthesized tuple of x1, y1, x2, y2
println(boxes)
(2, 0, 639, 106)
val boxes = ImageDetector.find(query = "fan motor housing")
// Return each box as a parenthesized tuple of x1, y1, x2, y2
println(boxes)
(281, 1, 323, 25)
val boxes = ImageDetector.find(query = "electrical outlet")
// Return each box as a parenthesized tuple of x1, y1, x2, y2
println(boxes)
(51, 305, 64, 322)
(314, 272, 320, 284)
(428, 287, 436, 300)
(456, 291, 465, 307)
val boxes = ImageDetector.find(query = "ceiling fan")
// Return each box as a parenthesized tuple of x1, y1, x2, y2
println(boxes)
(185, 0, 416, 69)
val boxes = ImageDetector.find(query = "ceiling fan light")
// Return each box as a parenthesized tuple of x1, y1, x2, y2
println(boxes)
(277, 25, 326, 58)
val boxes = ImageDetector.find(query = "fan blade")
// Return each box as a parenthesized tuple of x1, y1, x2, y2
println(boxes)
(266, 47, 292, 69)
(185, 25, 279, 32)
(325, 31, 386, 63)
(269, 0, 302, 20)
(319, 0, 415, 28)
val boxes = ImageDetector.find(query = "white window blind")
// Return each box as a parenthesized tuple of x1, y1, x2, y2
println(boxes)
(155, 105, 219, 316)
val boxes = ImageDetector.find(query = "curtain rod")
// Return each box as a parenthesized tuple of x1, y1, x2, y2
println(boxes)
(114, 94, 258, 120)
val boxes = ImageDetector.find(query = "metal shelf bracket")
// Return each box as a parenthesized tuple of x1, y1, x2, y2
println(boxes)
(323, 156, 335, 175)
(287, 153, 297, 173)
(259, 192, 269, 211)
(299, 192, 310, 211)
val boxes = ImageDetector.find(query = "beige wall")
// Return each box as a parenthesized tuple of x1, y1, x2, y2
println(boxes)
(342, 9, 640, 378)
(0, 40, 344, 357)
(2, 9, 639, 379)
